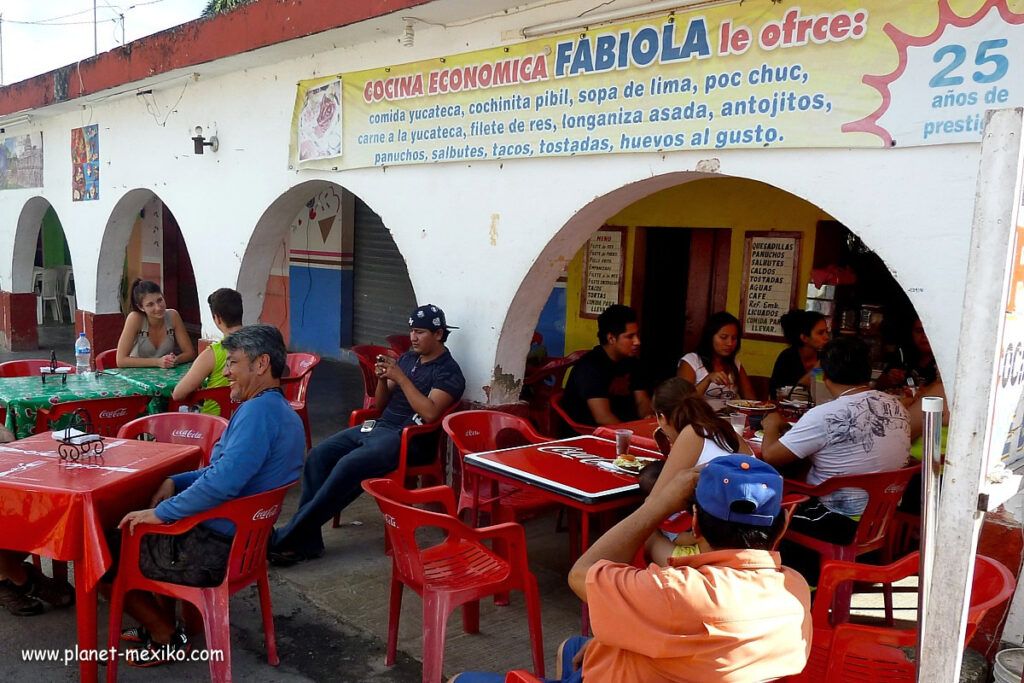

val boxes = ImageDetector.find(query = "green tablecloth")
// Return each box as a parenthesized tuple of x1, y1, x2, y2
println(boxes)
(102, 364, 194, 413)
(0, 373, 151, 438)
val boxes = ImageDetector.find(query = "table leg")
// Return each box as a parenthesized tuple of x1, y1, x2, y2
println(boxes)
(76, 581, 98, 683)
(580, 512, 591, 636)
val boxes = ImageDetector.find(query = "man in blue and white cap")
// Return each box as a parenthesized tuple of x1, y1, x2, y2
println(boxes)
(270, 304, 465, 565)
(452, 455, 812, 683)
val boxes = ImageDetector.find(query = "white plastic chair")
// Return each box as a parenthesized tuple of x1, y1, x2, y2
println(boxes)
(36, 268, 63, 324)
(60, 268, 76, 320)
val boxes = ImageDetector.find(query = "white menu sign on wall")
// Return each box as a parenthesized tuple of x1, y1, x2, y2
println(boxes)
(581, 227, 626, 318)
(742, 232, 800, 340)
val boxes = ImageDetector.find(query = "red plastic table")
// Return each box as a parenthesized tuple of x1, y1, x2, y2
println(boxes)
(464, 435, 661, 634)
(0, 433, 202, 682)
(593, 417, 661, 452)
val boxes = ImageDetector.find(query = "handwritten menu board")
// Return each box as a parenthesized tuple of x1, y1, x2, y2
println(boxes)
(741, 232, 801, 341)
(581, 227, 626, 319)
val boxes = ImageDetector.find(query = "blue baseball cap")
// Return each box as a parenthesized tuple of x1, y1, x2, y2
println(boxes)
(409, 304, 458, 332)
(695, 455, 783, 527)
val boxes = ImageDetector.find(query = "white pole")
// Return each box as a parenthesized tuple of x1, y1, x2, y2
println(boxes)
(916, 395, 943, 681)
(93, 0, 98, 56)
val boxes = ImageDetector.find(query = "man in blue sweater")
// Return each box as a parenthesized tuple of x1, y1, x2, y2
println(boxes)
(109, 324, 305, 665)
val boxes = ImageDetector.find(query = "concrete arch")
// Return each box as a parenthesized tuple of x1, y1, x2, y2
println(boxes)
(12, 196, 58, 292)
(491, 170, 909, 403)
(95, 188, 160, 314)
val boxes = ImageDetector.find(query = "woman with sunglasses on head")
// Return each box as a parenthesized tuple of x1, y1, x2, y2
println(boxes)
(677, 311, 755, 410)
(115, 279, 196, 369)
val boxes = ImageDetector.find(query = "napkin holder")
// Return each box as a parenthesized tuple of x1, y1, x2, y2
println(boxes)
(40, 366, 71, 385)
(54, 408, 104, 460)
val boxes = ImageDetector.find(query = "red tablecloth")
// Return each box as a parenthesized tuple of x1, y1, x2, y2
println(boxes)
(0, 433, 201, 682)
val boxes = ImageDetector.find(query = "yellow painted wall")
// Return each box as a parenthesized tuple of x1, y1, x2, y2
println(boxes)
(564, 177, 835, 377)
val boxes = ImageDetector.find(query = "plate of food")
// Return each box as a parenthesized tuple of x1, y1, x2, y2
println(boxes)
(608, 455, 660, 475)
(725, 399, 777, 412)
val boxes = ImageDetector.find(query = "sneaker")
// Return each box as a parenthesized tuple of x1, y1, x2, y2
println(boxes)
(120, 625, 149, 643)
(23, 562, 74, 608)
(0, 579, 44, 616)
(126, 627, 190, 668)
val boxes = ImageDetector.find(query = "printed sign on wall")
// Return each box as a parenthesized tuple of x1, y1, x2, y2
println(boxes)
(71, 124, 99, 201)
(292, 0, 1024, 169)
(741, 232, 801, 341)
(581, 227, 626, 319)
(293, 78, 343, 163)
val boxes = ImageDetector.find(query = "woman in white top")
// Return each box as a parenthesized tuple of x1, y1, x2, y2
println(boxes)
(649, 377, 754, 498)
(678, 311, 755, 410)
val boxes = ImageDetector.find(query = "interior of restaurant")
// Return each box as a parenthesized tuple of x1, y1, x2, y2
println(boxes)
(531, 176, 921, 396)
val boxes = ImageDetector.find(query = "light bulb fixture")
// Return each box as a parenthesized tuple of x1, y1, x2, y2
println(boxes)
(521, 0, 742, 38)
(191, 125, 219, 154)
(401, 18, 415, 47)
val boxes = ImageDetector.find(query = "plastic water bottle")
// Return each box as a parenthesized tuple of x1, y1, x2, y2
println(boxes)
(74, 332, 91, 375)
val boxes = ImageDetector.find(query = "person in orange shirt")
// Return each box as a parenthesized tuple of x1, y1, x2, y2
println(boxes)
(449, 456, 812, 683)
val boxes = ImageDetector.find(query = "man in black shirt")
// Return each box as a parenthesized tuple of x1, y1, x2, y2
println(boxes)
(563, 304, 651, 427)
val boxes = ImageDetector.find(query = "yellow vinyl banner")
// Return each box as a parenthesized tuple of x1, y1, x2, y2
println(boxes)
(290, 0, 1024, 169)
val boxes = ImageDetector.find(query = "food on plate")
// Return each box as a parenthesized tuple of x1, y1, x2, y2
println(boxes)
(612, 455, 659, 473)
(725, 399, 776, 412)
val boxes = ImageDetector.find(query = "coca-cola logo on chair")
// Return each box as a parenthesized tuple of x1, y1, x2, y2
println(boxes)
(98, 408, 128, 419)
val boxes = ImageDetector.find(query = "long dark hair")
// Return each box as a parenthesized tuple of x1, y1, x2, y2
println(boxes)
(130, 278, 163, 314)
(652, 377, 739, 452)
(779, 309, 826, 349)
(696, 311, 742, 380)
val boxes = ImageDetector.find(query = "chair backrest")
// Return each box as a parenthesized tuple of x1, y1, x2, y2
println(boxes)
(505, 671, 544, 683)
(386, 334, 412, 355)
(36, 394, 153, 437)
(813, 551, 1015, 681)
(167, 384, 238, 418)
(549, 391, 595, 436)
(117, 412, 230, 465)
(442, 410, 549, 456)
(0, 359, 75, 377)
(40, 268, 60, 297)
(61, 268, 75, 296)
(94, 349, 118, 371)
(350, 345, 398, 408)
(523, 349, 586, 387)
(219, 484, 292, 589)
(361, 477, 461, 588)
(282, 353, 319, 404)
(845, 466, 919, 551)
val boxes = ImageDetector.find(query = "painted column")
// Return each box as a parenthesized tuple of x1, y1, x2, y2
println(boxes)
(0, 292, 40, 351)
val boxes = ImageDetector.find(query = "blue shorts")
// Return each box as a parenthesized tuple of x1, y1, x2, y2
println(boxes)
(450, 636, 588, 683)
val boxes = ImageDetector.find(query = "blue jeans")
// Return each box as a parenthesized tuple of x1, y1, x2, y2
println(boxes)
(450, 636, 588, 683)
(271, 424, 402, 556)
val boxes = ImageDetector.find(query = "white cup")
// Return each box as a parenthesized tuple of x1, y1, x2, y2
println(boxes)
(728, 413, 746, 435)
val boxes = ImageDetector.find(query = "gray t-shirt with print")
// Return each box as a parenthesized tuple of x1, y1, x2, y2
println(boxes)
(779, 390, 910, 515)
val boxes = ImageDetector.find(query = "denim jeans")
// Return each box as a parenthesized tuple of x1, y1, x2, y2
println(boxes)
(271, 424, 402, 556)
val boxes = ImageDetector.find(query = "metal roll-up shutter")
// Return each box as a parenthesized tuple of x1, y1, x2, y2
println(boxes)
(352, 197, 416, 345)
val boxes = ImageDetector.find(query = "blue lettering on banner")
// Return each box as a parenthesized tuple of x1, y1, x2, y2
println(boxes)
(555, 19, 711, 78)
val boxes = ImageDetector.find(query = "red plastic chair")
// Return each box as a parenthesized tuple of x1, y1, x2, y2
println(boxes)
(284, 352, 321, 449)
(167, 385, 238, 419)
(386, 334, 412, 355)
(35, 394, 153, 436)
(442, 410, 555, 525)
(783, 465, 920, 622)
(549, 391, 596, 437)
(117, 412, 229, 465)
(0, 359, 75, 377)
(522, 350, 586, 436)
(331, 404, 458, 528)
(361, 478, 545, 683)
(106, 483, 293, 683)
(95, 349, 118, 371)
(784, 551, 1014, 682)
(506, 672, 543, 683)
(351, 345, 399, 409)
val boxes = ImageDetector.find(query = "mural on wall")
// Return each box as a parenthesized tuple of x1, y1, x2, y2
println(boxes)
(295, 0, 1024, 169)
(293, 78, 342, 163)
(71, 124, 99, 201)
(0, 132, 43, 189)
